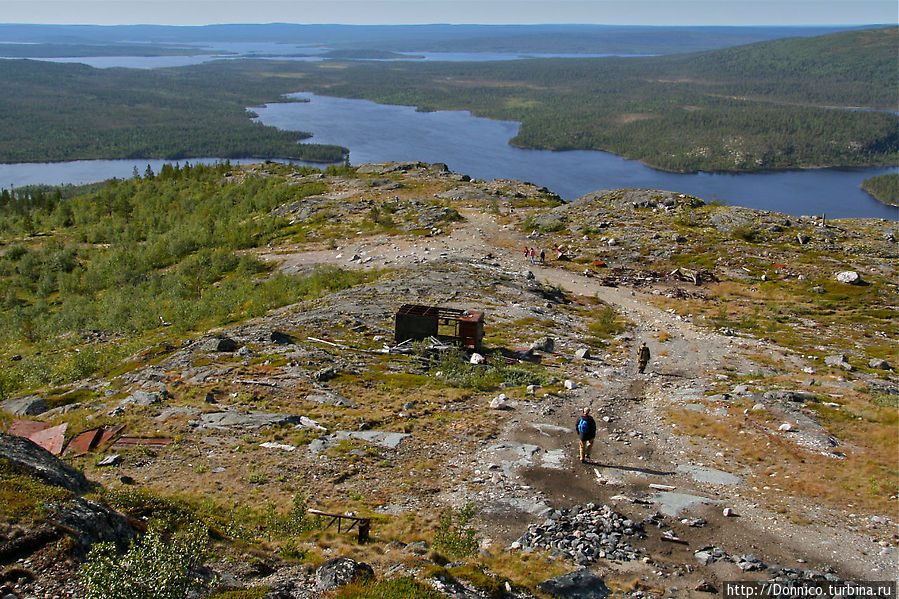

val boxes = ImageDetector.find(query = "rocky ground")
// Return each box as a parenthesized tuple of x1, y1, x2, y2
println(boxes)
(1, 162, 897, 598)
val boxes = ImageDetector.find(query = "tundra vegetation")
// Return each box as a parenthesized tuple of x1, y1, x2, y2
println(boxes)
(0, 162, 896, 596)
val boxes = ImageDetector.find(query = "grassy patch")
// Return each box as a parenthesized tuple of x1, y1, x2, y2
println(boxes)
(332, 576, 444, 599)
(0, 459, 75, 524)
(666, 397, 898, 515)
(587, 305, 627, 345)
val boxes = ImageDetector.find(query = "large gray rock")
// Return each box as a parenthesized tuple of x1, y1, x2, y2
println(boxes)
(2, 396, 48, 416)
(763, 390, 817, 403)
(0, 433, 92, 494)
(824, 355, 853, 371)
(538, 569, 610, 599)
(315, 557, 374, 592)
(531, 337, 555, 353)
(835, 271, 862, 285)
(50, 496, 137, 558)
(868, 358, 891, 370)
(194, 410, 301, 430)
(306, 391, 355, 407)
(119, 389, 166, 408)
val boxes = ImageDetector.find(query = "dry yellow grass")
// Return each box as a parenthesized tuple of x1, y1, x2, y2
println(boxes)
(667, 397, 898, 515)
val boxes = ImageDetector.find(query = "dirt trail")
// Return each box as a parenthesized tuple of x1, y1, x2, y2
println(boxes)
(261, 208, 895, 583)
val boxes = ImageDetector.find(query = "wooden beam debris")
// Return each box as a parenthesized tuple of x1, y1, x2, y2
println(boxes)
(307, 508, 370, 543)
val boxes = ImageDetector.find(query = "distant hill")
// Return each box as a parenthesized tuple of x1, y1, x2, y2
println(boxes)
(0, 26, 894, 171)
(0, 23, 872, 56)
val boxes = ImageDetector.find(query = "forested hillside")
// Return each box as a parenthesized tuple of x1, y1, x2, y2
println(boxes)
(0, 27, 895, 171)
(0, 161, 370, 393)
(265, 26, 897, 172)
(0, 60, 346, 163)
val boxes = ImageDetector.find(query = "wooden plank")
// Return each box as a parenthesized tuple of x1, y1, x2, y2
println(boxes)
(111, 436, 172, 450)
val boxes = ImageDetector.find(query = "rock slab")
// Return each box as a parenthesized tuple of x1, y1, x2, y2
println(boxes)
(0, 433, 92, 494)
(538, 568, 610, 599)
(315, 557, 374, 592)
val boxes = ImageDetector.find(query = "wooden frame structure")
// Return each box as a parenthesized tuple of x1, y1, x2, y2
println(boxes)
(307, 509, 371, 543)
(394, 304, 484, 350)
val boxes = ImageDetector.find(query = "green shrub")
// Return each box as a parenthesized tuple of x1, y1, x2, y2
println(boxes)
(433, 503, 479, 558)
(78, 524, 212, 599)
(434, 349, 549, 391)
(588, 306, 626, 340)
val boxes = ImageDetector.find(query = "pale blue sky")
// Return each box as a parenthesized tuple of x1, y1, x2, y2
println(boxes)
(0, 0, 895, 26)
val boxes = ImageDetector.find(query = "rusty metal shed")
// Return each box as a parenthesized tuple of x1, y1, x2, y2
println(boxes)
(395, 304, 484, 350)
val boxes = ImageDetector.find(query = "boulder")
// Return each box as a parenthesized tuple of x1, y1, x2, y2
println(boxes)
(531, 337, 554, 353)
(868, 358, 891, 370)
(199, 335, 238, 352)
(538, 568, 610, 599)
(835, 271, 862, 285)
(824, 355, 853, 371)
(305, 391, 355, 407)
(215, 337, 238, 352)
(0, 433, 92, 494)
(270, 330, 294, 345)
(315, 557, 374, 592)
(574, 348, 591, 360)
(489, 394, 509, 410)
(313, 367, 338, 382)
(1, 396, 47, 416)
(119, 389, 166, 408)
(50, 496, 137, 559)
(763, 390, 816, 403)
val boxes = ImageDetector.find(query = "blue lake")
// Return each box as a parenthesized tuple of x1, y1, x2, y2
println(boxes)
(1, 92, 895, 220)
(252, 93, 898, 220)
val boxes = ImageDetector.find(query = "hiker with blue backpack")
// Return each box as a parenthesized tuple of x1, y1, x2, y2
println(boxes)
(576, 407, 597, 463)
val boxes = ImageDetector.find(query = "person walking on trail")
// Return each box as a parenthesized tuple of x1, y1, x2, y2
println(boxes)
(529, 248, 536, 264)
(539, 249, 545, 264)
(523, 246, 529, 261)
(638, 341, 650, 374)
(576, 407, 597, 463)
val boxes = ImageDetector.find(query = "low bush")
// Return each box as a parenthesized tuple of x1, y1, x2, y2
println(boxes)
(433, 503, 479, 558)
(79, 523, 212, 599)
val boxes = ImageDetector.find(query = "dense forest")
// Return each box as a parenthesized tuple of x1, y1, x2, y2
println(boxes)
(861, 173, 899, 206)
(0, 26, 896, 172)
(0, 162, 372, 395)
(0, 60, 347, 164)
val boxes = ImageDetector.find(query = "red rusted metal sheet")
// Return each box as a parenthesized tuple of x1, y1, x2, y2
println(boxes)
(63, 428, 104, 457)
(111, 436, 172, 450)
(97, 424, 125, 448)
(28, 423, 68, 456)
(6, 420, 51, 438)
(63, 424, 125, 457)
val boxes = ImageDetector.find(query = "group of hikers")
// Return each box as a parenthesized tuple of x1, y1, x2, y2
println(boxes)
(575, 341, 651, 464)
(523, 246, 545, 265)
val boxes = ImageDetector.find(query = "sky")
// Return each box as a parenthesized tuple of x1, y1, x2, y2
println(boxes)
(0, 0, 896, 27)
